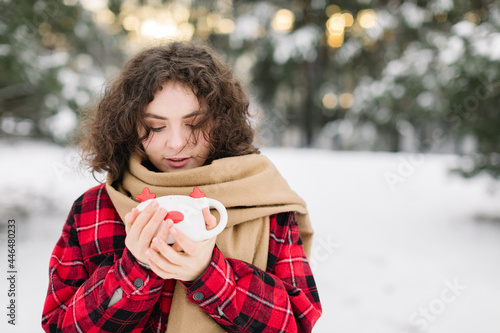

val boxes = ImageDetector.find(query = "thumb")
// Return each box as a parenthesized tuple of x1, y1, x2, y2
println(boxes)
(202, 207, 217, 230)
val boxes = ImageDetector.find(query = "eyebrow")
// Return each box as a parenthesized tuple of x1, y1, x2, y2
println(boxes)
(145, 110, 202, 120)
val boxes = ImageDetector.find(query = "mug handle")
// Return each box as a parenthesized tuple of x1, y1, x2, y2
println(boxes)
(203, 198, 228, 239)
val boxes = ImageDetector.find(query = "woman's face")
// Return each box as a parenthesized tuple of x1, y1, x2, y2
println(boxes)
(141, 81, 210, 173)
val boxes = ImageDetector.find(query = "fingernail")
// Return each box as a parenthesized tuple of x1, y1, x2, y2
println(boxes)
(165, 219, 173, 227)
(146, 250, 153, 257)
(170, 227, 177, 236)
(151, 201, 158, 209)
(153, 238, 161, 245)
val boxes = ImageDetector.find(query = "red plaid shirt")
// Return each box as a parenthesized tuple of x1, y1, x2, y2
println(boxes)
(42, 184, 321, 332)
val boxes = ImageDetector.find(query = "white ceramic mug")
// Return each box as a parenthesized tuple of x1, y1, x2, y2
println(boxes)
(136, 186, 228, 244)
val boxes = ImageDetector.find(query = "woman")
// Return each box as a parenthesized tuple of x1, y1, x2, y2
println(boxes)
(42, 41, 321, 332)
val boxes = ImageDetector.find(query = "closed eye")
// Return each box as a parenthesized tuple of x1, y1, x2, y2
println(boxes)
(150, 126, 165, 132)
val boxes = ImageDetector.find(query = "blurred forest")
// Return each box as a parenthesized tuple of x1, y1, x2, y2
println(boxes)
(0, 0, 499, 179)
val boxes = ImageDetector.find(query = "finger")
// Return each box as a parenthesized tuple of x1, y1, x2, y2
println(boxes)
(138, 207, 167, 249)
(123, 208, 134, 225)
(147, 257, 175, 280)
(170, 227, 196, 255)
(124, 208, 140, 233)
(123, 207, 140, 225)
(172, 243, 183, 252)
(202, 207, 217, 230)
(129, 200, 159, 238)
(156, 219, 174, 243)
(152, 237, 183, 265)
(146, 248, 180, 274)
(150, 219, 173, 252)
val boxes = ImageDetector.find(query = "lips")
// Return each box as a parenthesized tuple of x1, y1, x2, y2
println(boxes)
(166, 157, 190, 168)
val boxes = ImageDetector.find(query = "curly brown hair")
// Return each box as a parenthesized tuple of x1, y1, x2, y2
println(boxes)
(78, 41, 259, 182)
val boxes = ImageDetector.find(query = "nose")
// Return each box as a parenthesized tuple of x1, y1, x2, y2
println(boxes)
(166, 126, 188, 152)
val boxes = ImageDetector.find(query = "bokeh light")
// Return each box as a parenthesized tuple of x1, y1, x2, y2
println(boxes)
(327, 33, 345, 48)
(327, 14, 346, 35)
(323, 93, 338, 109)
(343, 12, 354, 27)
(272, 9, 295, 33)
(464, 11, 481, 24)
(216, 18, 235, 34)
(93, 8, 115, 27)
(122, 15, 140, 31)
(357, 9, 377, 29)
(141, 19, 178, 39)
(326, 5, 341, 17)
(339, 93, 354, 108)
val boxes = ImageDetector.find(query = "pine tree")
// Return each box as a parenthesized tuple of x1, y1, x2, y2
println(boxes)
(2, 0, 498, 179)
(0, 0, 123, 143)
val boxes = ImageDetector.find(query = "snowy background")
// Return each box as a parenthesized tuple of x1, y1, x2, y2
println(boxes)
(0, 139, 499, 332)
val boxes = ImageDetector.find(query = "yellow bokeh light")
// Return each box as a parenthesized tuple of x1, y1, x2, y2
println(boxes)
(93, 8, 115, 26)
(197, 17, 211, 33)
(339, 93, 354, 108)
(323, 93, 338, 109)
(123, 15, 140, 31)
(42, 32, 57, 47)
(434, 11, 448, 23)
(357, 9, 377, 29)
(120, 1, 137, 15)
(216, 18, 235, 34)
(464, 11, 480, 24)
(38, 22, 51, 36)
(327, 33, 344, 48)
(327, 13, 345, 35)
(207, 13, 222, 28)
(177, 22, 195, 40)
(272, 9, 295, 33)
(171, 4, 190, 23)
(326, 5, 341, 17)
(80, 0, 107, 11)
(343, 12, 354, 27)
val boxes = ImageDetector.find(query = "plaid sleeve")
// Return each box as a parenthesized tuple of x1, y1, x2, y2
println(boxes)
(42, 194, 165, 333)
(183, 212, 322, 332)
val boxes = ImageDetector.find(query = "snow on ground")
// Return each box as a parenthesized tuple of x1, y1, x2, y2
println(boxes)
(0, 139, 499, 333)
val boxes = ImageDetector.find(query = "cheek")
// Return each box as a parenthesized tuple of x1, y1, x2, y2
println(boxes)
(142, 133, 155, 149)
(138, 127, 150, 145)
(196, 131, 210, 149)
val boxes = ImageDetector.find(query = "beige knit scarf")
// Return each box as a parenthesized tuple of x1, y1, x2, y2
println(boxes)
(105, 153, 313, 332)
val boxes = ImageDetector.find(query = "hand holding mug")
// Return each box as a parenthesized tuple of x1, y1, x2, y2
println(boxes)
(128, 187, 227, 281)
